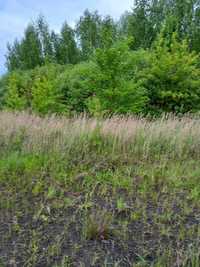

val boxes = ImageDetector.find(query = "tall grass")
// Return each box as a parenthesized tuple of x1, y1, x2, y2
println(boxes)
(0, 111, 200, 160)
(1, 111, 200, 267)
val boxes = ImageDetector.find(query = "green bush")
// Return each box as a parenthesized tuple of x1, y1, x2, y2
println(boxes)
(4, 64, 67, 114)
(57, 62, 100, 113)
(91, 41, 148, 114)
(5, 71, 31, 110)
(93, 40, 149, 114)
(31, 64, 66, 114)
(0, 75, 8, 109)
(2, 36, 200, 116)
(58, 41, 149, 115)
(141, 34, 200, 114)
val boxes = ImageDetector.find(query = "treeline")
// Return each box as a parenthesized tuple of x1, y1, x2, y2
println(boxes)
(1, 0, 200, 115)
(5, 13, 117, 71)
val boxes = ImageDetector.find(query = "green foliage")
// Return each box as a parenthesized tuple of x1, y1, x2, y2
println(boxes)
(4, 64, 66, 114)
(99, 15, 117, 49)
(58, 62, 99, 113)
(86, 96, 103, 117)
(31, 66, 66, 114)
(141, 34, 200, 114)
(57, 40, 148, 115)
(55, 22, 79, 64)
(31, 65, 66, 114)
(6, 15, 79, 71)
(6, 23, 43, 71)
(76, 9, 102, 60)
(3, 34, 200, 116)
(37, 15, 54, 63)
(3, 2, 200, 115)
(93, 40, 148, 114)
(5, 71, 30, 110)
(5, 1, 200, 72)
(127, 0, 154, 49)
(21, 23, 43, 69)
(119, 0, 200, 53)
(6, 40, 23, 71)
(0, 75, 8, 109)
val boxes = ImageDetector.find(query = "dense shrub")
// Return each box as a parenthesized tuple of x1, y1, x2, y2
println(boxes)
(5, 71, 31, 110)
(57, 62, 99, 113)
(57, 41, 149, 115)
(93, 41, 149, 114)
(31, 64, 66, 114)
(141, 34, 200, 114)
(1, 36, 200, 116)
(4, 64, 66, 114)
(3, 2, 200, 115)
(0, 75, 8, 109)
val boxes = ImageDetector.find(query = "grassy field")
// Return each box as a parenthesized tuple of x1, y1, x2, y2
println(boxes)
(0, 111, 200, 267)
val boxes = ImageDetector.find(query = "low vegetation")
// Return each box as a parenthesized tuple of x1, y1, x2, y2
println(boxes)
(0, 111, 200, 266)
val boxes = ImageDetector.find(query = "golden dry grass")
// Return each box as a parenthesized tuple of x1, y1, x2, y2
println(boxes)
(0, 111, 200, 159)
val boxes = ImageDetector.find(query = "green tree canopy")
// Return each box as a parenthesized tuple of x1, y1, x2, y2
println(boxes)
(141, 33, 200, 114)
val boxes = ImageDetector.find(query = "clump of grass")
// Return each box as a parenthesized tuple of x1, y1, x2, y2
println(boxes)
(83, 209, 113, 241)
(181, 245, 200, 267)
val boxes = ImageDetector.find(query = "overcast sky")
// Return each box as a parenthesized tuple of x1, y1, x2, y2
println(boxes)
(0, 0, 133, 75)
